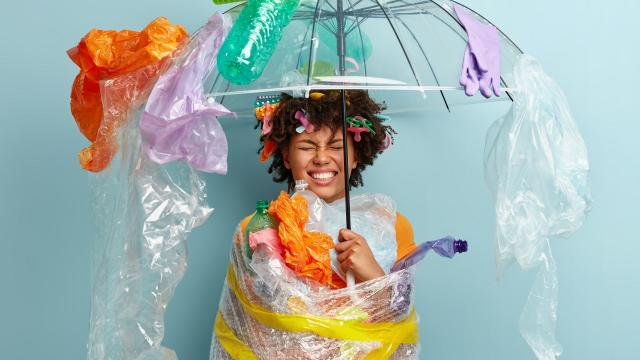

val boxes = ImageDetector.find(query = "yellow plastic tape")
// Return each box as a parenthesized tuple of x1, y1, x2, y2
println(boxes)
(216, 265, 419, 359)
(214, 312, 258, 360)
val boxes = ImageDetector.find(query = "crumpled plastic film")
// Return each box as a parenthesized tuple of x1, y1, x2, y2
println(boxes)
(68, 17, 188, 172)
(484, 54, 591, 360)
(295, 189, 399, 284)
(87, 61, 213, 359)
(210, 216, 421, 360)
(140, 13, 235, 173)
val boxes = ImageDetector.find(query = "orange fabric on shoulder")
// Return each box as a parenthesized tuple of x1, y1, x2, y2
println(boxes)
(240, 214, 252, 234)
(395, 212, 417, 262)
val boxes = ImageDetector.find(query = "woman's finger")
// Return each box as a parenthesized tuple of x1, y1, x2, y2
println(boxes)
(334, 239, 356, 253)
(337, 246, 357, 262)
(338, 228, 360, 242)
(340, 258, 353, 273)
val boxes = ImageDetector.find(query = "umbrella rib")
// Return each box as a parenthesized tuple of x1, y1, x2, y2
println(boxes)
(305, 0, 325, 88)
(395, 15, 450, 111)
(353, 0, 432, 14)
(452, 1, 524, 54)
(345, 0, 369, 78)
(354, 0, 407, 13)
(209, 71, 223, 95)
(344, 0, 365, 12)
(371, 0, 424, 90)
(296, 20, 313, 70)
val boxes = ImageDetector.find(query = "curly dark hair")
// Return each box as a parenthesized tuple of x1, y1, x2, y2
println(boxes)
(257, 90, 395, 190)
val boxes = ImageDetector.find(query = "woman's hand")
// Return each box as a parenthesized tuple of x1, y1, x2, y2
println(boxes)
(335, 229, 385, 283)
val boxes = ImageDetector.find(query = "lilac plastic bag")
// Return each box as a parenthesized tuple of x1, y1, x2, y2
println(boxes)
(140, 13, 234, 174)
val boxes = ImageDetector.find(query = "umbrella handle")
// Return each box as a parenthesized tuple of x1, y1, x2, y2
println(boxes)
(346, 271, 355, 287)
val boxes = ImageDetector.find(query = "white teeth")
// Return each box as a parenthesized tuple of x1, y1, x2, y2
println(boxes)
(311, 172, 336, 180)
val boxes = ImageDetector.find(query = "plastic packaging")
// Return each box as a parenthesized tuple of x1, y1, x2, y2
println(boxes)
(484, 54, 591, 360)
(85, 32, 212, 360)
(269, 192, 335, 286)
(210, 212, 420, 359)
(140, 13, 235, 174)
(68, 17, 188, 172)
(245, 200, 280, 259)
(294, 188, 399, 283)
(216, 0, 300, 84)
(391, 236, 468, 272)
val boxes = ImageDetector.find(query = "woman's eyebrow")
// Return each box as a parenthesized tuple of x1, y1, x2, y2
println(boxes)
(328, 138, 343, 144)
(298, 139, 317, 146)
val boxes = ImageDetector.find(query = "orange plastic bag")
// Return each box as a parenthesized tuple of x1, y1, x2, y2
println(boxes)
(68, 17, 187, 172)
(269, 192, 334, 286)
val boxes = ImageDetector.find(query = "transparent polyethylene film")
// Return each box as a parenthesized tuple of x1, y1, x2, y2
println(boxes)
(484, 54, 591, 360)
(296, 190, 399, 280)
(205, 0, 522, 110)
(87, 61, 213, 359)
(210, 219, 421, 360)
(484, 53, 591, 274)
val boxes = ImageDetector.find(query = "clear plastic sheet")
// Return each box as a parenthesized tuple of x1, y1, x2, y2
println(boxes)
(210, 212, 419, 359)
(87, 63, 213, 359)
(484, 54, 591, 360)
(296, 189, 399, 282)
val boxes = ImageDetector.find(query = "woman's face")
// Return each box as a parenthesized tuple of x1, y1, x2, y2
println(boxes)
(283, 126, 358, 203)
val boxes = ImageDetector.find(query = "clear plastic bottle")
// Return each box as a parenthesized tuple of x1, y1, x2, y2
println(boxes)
(217, 0, 300, 84)
(245, 200, 279, 259)
(391, 236, 468, 272)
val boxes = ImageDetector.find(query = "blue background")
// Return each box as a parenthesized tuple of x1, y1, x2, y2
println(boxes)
(1, 0, 638, 359)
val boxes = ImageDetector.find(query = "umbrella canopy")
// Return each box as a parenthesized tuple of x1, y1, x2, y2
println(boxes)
(205, 0, 523, 112)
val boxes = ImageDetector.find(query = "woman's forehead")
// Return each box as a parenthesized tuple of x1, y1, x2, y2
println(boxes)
(292, 126, 343, 143)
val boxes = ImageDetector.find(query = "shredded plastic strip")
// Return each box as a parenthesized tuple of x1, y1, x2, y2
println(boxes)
(484, 54, 591, 360)
(87, 59, 212, 360)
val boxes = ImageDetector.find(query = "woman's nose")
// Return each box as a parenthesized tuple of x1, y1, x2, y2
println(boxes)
(313, 148, 331, 164)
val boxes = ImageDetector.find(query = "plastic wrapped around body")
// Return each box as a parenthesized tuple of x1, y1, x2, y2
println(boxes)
(210, 219, 420, 359)
(210, 192, 466, 359)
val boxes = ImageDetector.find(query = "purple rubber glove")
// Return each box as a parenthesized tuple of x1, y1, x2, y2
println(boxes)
(454, 4, 501, 98)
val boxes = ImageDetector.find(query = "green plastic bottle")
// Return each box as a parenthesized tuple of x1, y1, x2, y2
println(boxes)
(244, 200, 279, 259)
(216, 0, 300, 84)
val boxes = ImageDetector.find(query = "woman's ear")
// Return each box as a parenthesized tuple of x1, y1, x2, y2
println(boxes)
(283, 148, 291, 169)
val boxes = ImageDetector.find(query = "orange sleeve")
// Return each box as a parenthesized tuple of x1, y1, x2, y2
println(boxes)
(395, 212, 417, 262)
(240, 214, 253, 235)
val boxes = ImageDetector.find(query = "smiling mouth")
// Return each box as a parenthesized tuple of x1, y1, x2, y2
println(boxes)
(308, 171, 338, 184)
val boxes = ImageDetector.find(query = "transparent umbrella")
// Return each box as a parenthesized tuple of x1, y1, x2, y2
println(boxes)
(205, 0, 523, 112)
(203, 0, 523, 230)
